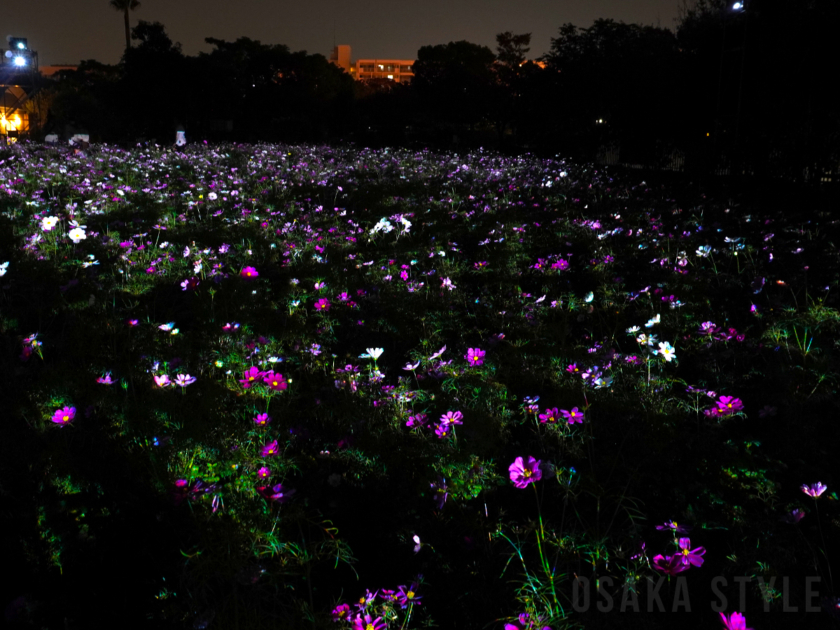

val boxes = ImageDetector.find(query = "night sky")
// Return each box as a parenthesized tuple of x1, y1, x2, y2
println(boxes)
(7, 0, 680, 66)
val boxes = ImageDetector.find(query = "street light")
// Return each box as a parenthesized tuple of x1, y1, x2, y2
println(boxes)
(13, 56, 26, 67)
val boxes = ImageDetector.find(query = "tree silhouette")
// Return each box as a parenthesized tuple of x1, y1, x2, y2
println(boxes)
(109, 0, 141, 52)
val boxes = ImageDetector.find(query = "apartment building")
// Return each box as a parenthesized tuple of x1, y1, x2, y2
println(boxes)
(329, 45, 414, 84)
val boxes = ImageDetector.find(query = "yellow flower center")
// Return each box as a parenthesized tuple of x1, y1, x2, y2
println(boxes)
(366, 624, 375, 630)
(407, 591, 414, 599)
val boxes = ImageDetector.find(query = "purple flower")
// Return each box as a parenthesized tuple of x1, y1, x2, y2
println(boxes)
(51, 406, 76, 425)
(781, 508, 805, 524)
(465, 347, 485, 366)
(561, 407, 584, 424)
(96, 373, 114, 385)
(653, 553, 688, 576)
(396, 582, 422, 608)
(174, 374, 196, 387)
(539, 407, 559, 424)
(154, 374, 171, 388)
(676, 537, 705, 567)
(719, 611, 754, 630)
(802, 482, 827, 498)
(655, 521, 692, 533)
(314, 298, 331, 312)
(239, 366, 265, 389)
(331, 603, 352, 622)
(253, 413, 271, 427)
(566, 363, 581, 374)
(431, 476, 448, 509)
(261, 440, 279, 458)
(241, 266, 259, 278)
(509, 456, 542, 488)
(259, 483, 295, 503)
(406, 413, 428, 428)
(257, 466, 271, 479)
(434, 422, 453, 439)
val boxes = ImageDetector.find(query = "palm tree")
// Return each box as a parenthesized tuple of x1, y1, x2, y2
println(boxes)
(109, 0, 141, 52)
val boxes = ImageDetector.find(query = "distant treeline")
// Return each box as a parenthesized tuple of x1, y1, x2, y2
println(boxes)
(30, 0, 839, 183)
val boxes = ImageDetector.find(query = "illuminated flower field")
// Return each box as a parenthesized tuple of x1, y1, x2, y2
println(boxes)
(1, 141, 838, 629)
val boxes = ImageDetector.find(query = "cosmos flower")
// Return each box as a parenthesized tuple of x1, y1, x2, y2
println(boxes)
(240, 266, 259, 278)
(719, 611, 753, 630)
(801, 482, 827, 498)
(561, 407, 584, 424)
(465, 347, 485, 366)
(154, 374, 171, 388)
(174, 374, 196, 387)
(51, 406, 76, 425)
(509, 456, 542, 488)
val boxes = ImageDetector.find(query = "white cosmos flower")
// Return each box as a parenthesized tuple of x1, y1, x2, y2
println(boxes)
(658, 342, 677, 362)
(41, 216, 59, 231)
(365, 347, 384, 360)
(68, 227, 87, 243)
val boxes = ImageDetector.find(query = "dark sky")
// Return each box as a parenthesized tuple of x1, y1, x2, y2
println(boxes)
(7, 0, 682, 66)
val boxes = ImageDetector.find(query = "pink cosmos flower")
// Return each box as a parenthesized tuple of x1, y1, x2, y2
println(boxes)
(261, 440, 279, 457)
(263, 371, 287, 391)
(51, 406, 76, 425)
(539, 407, 560, 424)
(352, 614, 386, 630)
(676, 537, 705, 567)
(154, 374, 171, 388)
(434, 422, 453, 439)
(561, 407, 584, 424)
(719, 611, 753, 630)
(257, 466, 271, 479)
(314, 298, 331, 311)
(406, 413, 428, 428)
(440, 411, 463, 426)
(96, 373, 115, 385)
(802, 482, 827, 498)
(239, 366, 265, 388)
(509, 456, 542, 488)
(241, 266, 259, 278)
(253, 413, 271, 427)
(465, 347, 485, 366)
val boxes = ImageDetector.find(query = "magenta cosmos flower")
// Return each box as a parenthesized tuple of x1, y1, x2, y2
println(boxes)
(396, 582, 422, 608)
(561, 407, 584, 424)
(239, 366, 265, 388)
(720, 611, 753, 630)
(240, 266, 259, 279)
(676, 537, 705, 567)
(96, 373, 115, 385)
(331, 604, 352, 623)
(352, 613, 386, 630)
(465, 347, 486, 366)
(253, 413, 271, 427)
(263, 371, 287, 391)
(802, 482, 827, 498)
(653, 553, 687, 576)
(154, 374, 171, 388)
(656, 520, 692, 533)
(51, 406, 76, 425)
(440, 410, 463, 426)
(261, 439, 279, 457)
(314, 298, 331, 312)
(509, 456, 542, 488)
(539, 407, 560, 424)
(257, 466, 271, 479)
(716, 396, 744, 414)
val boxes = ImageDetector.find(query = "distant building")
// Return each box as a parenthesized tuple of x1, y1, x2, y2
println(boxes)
(40, 65, 78, 78)
(329, 46, 414, 84)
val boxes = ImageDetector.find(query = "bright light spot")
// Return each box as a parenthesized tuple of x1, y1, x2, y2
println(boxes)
(13, 56, 27, 67)
(732, 2, 743, 9)
(17, 42, 25, 49)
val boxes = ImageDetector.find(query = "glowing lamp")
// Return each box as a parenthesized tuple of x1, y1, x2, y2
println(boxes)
(13, 56, 26, 67)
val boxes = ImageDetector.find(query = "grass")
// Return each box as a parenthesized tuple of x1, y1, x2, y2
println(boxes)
(0, 140, 838, 629)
